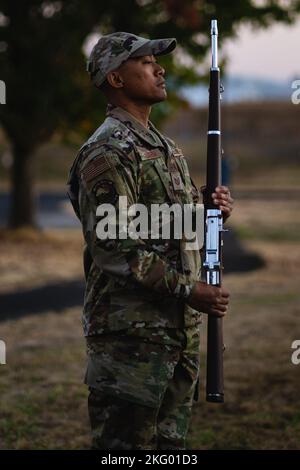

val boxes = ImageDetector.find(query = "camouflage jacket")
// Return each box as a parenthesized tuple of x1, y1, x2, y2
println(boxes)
(67, 105, 203, 337)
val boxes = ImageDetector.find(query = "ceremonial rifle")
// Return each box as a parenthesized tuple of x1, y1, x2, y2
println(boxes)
(204, 19, 225, 403)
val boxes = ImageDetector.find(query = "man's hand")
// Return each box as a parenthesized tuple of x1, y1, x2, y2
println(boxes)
(212, 185, 234, 221)
(201, 185, 234, 221)
(187, 281, 230, 317)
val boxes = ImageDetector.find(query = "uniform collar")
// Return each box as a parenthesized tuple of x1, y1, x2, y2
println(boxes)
(106, 104, 166, 149)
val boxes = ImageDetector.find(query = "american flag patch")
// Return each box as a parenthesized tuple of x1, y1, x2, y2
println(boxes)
(81, 155, 112, 183)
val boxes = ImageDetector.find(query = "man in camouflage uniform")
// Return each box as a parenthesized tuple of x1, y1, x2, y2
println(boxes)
(67, 32, 233, 450)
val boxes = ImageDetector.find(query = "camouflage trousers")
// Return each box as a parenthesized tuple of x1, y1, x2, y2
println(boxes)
(84, 326, 201, 450)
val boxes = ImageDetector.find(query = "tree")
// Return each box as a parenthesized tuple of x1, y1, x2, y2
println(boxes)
(0, 0, 299, 227)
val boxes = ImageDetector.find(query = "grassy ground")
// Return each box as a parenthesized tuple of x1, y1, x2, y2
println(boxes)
(0, 196, 300, 449)
(189, 196, 300, 449)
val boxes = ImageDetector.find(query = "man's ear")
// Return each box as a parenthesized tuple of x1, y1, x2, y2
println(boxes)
(106, 71, 124, 89)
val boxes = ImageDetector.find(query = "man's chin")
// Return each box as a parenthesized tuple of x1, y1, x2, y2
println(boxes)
(151, 91, 167, 104)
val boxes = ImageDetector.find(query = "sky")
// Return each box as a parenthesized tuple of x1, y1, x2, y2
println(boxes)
(223, 17, 300, 82)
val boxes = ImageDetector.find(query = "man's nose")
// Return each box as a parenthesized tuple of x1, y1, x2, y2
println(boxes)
(155, 63, 165, 77)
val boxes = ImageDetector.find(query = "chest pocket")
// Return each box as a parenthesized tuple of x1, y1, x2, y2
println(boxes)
(137, 146, 202, 280)
(137, 147, 176, 205)
(172, 151, 199, 205)
(137, 146, 200, 208)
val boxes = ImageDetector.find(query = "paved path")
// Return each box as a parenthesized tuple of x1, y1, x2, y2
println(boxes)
(0, 191, 79, 228)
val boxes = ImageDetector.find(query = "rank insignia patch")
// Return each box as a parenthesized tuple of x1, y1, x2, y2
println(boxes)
(171, 171, 184, 191)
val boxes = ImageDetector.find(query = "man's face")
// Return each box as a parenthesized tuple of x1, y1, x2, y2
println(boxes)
(116, 55, 167, 105)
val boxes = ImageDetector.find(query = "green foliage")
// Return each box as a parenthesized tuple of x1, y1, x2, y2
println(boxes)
(0, 0, 299, 147)
(0, 0, 299, 226)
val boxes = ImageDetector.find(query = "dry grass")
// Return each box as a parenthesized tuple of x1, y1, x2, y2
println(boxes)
(187, 192, 300, 449)
(189, 237, 300, 449)
(0, 228, 83, 293)
(0, 197, 300, 449)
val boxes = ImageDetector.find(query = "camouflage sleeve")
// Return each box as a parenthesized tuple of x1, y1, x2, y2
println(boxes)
(78, 147, 196, 300)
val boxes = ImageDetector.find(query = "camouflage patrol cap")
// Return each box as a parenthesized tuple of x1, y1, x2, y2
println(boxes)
(86, 32, 177, 87)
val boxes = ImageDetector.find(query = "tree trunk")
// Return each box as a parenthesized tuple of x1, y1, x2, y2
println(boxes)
(9, 145, 37, 228)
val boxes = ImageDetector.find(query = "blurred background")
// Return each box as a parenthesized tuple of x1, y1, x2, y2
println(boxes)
(0, 0, 299, 449)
